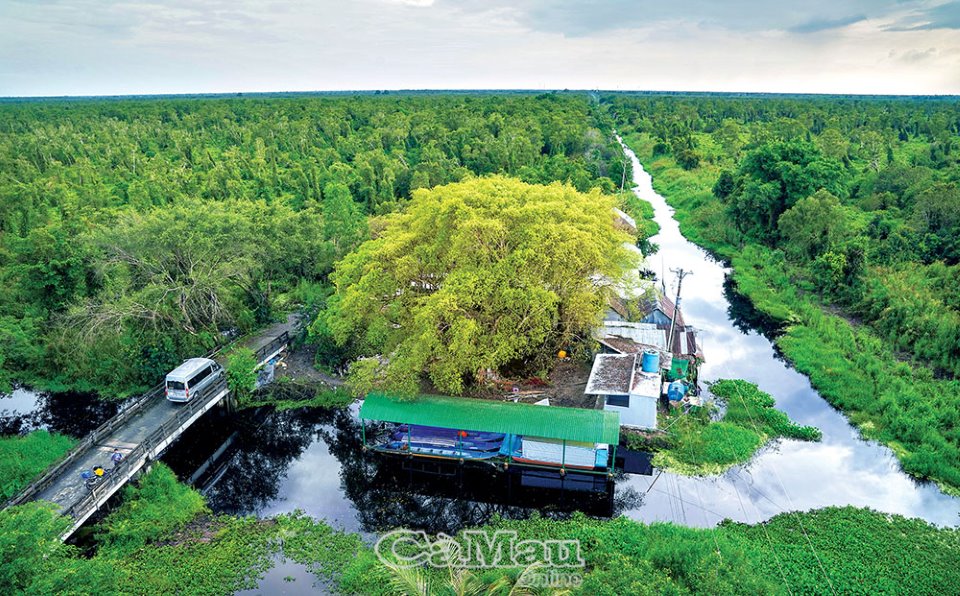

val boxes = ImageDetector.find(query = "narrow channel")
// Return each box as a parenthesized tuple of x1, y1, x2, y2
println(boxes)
(614, 136, 960, 527)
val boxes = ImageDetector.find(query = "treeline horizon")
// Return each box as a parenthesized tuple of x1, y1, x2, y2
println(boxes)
(612, 92, 960, 490)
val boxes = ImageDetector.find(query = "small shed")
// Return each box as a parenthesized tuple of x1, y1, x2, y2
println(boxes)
(585, 353, 660, 430)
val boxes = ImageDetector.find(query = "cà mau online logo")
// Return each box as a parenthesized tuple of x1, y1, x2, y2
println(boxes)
(375, 528, 585, 569)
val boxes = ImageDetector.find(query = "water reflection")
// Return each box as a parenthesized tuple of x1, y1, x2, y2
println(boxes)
(619, 139, 960, 527)
(165, 405, 638, 535)
(162, 141, 960, 532)
(723, 275, 783, 339)
(0, 387, 118, 437)
(10, 139, 960, 537)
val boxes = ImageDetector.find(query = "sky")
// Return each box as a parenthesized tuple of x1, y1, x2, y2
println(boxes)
(1, 0, 959, 96)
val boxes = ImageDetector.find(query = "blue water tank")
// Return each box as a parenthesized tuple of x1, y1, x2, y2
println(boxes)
(668, 380, 686, 401)
(641, 350, 660, 373)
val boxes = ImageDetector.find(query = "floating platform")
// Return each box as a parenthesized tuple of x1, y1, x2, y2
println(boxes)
(360, 394, 620, 475)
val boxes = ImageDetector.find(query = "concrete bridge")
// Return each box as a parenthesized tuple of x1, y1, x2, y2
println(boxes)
(4, 320, 294, 539)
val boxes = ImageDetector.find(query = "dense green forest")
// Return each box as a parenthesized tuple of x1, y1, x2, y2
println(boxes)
(3, 91, 960, 595)
(611, 94, 960, 490)
(0, 93, 629, 396)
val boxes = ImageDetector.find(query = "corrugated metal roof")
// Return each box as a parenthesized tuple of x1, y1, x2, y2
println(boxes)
(599, 321, 667, 350)
(598, 336, 644, 354)
(360, 393, 620, 444)
(613, 208, 637, 232)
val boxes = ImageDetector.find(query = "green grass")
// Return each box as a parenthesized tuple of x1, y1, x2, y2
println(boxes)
(0, 430, 76, 501)
(618, 189, 660, 243)
(3, 460, 958, 594)
(95, 462, 208, 555)
(635, 380, 821, 475)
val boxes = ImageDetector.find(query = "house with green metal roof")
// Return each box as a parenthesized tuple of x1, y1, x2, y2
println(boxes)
(359, 393, 620, 475)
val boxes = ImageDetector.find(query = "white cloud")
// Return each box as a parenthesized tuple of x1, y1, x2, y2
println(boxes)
(386, 0, 436, 6)
(0, 0, 957, 95)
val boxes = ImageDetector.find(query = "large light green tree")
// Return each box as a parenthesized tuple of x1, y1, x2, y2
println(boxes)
(317, 176, 638, 395)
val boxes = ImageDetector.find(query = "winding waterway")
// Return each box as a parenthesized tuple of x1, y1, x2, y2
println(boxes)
(4, 141, 958, 544)
(614, 137, 960, 527)
(164, 140, 960, 531)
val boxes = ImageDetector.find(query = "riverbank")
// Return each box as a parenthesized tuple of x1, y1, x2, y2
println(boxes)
(626, 380, 821, 476)
(622, 132, 960, 495)
(4, 464, 958, 595)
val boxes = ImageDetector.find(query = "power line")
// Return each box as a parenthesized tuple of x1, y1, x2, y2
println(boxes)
(729, 472, 795, 596)
(729, 382, 837, 596)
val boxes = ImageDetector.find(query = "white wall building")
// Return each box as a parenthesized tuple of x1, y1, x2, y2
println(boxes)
(585, 353, 661, 430)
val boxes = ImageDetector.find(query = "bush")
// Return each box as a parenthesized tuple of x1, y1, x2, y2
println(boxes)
(0, 430, 76, 501)
(96, 463, 207, 555)
(651, 380, 820, 475)
(226, 347, 258, 400)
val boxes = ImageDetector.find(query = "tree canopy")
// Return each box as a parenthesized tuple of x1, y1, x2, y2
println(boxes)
(0, 93, 630, 395)
(316, 176, 638, 395)
(725, 141, 846, 243)
(611, 92, 960, 491)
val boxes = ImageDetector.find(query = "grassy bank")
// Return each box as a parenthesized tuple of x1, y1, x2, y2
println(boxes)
(3, 463, 957, 595)
(0, 430, 75, 501)
(618, 188, 661, 247)
(627, 380, 821, 475)
(0, 464, 363, 595)
(623, 132, 960, 494)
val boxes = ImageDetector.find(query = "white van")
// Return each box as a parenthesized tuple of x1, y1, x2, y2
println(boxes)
(165, 358, 222, 403)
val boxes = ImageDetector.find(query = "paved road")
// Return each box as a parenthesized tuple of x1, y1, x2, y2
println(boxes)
(35, 398, 185, 509)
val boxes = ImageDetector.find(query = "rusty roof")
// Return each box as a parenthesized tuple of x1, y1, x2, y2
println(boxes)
(585, 353, 636, 396)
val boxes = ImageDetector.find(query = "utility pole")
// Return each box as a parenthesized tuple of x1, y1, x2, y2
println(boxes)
(666, 268, 692, 354)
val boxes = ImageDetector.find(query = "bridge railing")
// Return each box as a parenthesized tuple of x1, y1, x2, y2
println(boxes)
(253, 331, 290, 366)
(62, 375, 230, 521)
(6, 330, 290, 509)
(5, 383, 165, 507)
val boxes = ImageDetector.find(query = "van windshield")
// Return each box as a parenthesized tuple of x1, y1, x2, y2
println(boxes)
(167, 381, 186, 391)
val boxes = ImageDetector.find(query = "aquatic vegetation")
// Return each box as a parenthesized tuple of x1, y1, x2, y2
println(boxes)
(622, 126, 960, 493)
(3, 462, 957, 595)
(0, 465, 361, 594)
(342, 508, 960, 596)
(637, 380, 821, 475)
